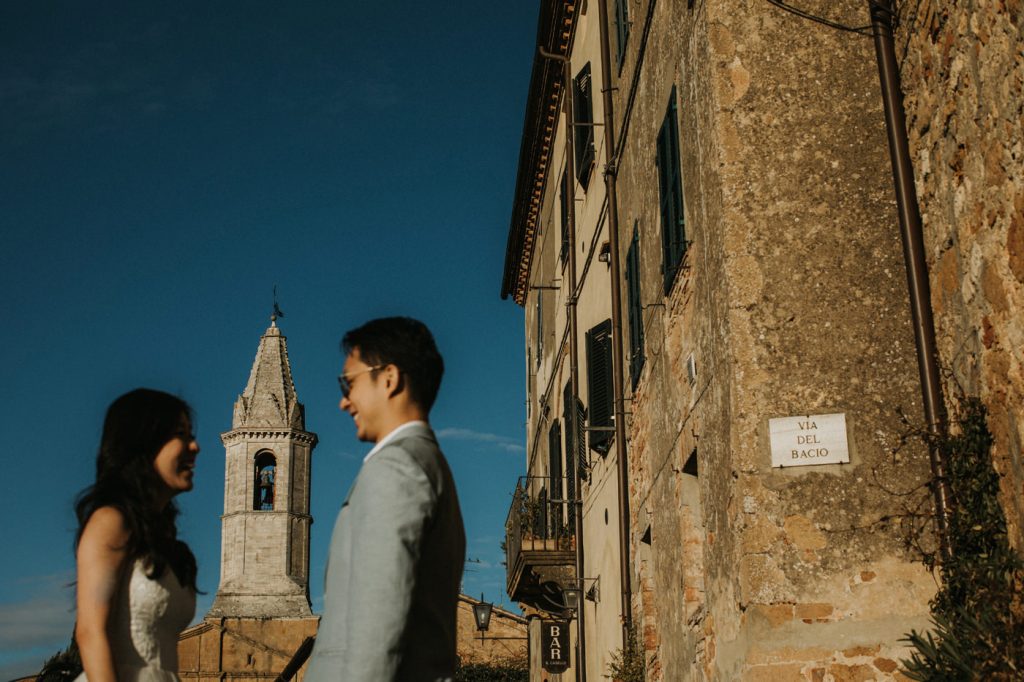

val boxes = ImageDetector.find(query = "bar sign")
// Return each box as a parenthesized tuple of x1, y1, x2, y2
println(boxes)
(542, 619, 570, 673)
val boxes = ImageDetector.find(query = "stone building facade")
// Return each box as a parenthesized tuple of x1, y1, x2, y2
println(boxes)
(497, 0, 1022, 679)
(895, 0, 1024, 549)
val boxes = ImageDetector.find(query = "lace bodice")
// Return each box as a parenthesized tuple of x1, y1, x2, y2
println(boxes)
(77, 559, 195, 682)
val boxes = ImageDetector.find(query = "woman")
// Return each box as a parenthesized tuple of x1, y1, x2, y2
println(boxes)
(74, 388, 200, 682)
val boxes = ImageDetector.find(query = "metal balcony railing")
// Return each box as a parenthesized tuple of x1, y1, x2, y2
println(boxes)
(505, 476, 576, 598)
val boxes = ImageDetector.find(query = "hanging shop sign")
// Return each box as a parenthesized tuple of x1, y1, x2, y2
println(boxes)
(541, 619, 570, 673)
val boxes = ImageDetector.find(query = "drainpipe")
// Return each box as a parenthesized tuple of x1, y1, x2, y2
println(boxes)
(596, 0, 634, 650)
(869, 0, 951, 561)
(539, 43, 588, 682)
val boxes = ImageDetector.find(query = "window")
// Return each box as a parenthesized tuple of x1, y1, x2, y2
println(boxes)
(573, 63, 595, 190)
(626, 224, 645, 389)
(253, 452, 276, 511)
(657, 87, 686, 294)
(560, 169, 571, 263)
(535, 291, 543, 367)
(614, 0, 630, 69)
(586, 319, 614, 454)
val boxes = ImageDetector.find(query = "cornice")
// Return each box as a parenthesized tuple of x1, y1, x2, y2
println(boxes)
(221, 511, 313, 521)
(501, 0, 578, 306)
(221, 429, 318, 446)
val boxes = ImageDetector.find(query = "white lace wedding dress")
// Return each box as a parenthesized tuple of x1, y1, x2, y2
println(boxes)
(76, 559, 196, 682)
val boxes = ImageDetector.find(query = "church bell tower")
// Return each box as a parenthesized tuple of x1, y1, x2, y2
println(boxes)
(209, 318, 317, 618)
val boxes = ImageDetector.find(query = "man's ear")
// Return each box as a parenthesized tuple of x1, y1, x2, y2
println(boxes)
(383, 364, 404, 399)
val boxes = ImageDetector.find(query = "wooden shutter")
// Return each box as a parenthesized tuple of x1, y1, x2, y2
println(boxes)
(573, 63, 595, 190)
(657, 87, 686, 294)
(614, 0, 629, 68)
(626, 225, 645, 389)
(547, 420, 564, 537)
(564, 382, 587, 489)
(560, 170, 571, 263)
(535, 291, 543, 365)
(586, 319, 614, 454)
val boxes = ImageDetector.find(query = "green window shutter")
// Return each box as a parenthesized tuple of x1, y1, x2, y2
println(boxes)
(614, 0, 630, 68)
(564, 382, 587, 489)
(586, 319, 614, 455)
(547, 420, 563, 537)
(657, 87, 686, 294)
(573, 63, 595, 190)
(626, 224, 645, 389)
(560, 170, 571, 263)
(535, 291, 543, 366)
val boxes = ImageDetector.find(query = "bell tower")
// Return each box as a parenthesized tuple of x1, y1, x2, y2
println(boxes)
(209, 318, 317, 618)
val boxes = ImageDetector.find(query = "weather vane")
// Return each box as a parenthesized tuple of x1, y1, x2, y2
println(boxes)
(271, 285, 285, 323)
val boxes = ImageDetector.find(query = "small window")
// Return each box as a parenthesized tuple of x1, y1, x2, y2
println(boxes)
(573, 63, 595, 190)
(253, 452, 277, 511)
(614, 0, 630, 69)
(586, 319, 614, 454)
(657, 87, 686, 294)
(626, 224, 645, 389)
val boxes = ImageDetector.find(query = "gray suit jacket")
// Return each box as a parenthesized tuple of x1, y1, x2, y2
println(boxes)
(305, 424, 466, 682)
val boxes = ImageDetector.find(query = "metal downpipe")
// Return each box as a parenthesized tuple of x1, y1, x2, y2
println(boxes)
(869, 0, 952, 561)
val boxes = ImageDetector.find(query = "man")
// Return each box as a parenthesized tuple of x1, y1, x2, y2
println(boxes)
(305, 317, 466, 682)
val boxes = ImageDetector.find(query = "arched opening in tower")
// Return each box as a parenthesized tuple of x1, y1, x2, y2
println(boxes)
(254, 451, 277, 511)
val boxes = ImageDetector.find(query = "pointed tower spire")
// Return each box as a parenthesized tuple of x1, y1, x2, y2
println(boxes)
(209, 320, 317, 619)
(232, 323, 305, 430)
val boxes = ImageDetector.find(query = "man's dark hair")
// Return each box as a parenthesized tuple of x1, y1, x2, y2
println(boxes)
(342, 317, 444, 412)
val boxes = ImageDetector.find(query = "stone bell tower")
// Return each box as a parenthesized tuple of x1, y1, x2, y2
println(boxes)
(209, 318, 317, 618)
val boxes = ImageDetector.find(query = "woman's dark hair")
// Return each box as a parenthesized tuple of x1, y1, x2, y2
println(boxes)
(74, 388, 198, 591)
(342, 316, 444, 412)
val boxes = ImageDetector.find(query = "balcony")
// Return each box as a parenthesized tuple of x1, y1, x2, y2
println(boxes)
(505, 476, 576, 610)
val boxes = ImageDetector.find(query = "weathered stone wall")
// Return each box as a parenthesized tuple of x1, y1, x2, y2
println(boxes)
(896, 0, 1024, 549)
(455, 596, 528, 665)
(178, 597, 525, 680)
(611, 0, 937, 678)
(178, 617, 319, 682)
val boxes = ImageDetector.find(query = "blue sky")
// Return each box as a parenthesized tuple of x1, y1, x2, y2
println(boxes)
(0, 2, 538, 677)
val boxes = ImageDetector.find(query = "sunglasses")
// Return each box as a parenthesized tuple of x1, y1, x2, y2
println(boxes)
(337, 365, 385, 398)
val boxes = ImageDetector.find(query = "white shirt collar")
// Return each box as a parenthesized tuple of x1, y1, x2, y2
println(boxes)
(363, 421, 429, 463)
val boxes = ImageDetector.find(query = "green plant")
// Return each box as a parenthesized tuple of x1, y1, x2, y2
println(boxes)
(901, 397, 1024, 680)
(511, 486, 545, 537)
(607, 625, 645, 682)
(455, 655, 528, 682)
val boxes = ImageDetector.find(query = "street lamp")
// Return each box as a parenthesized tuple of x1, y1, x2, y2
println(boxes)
(562, 586, 582, 615)
(472, 594, 493, 635)
(472, 594, 529, 643)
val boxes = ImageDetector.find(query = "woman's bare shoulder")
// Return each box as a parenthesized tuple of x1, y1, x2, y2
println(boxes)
(81, 506, 130, 546)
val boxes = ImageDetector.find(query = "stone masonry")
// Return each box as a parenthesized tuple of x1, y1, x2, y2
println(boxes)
(896, 0, 1024, 549)
(611, 2, 937, 678)
(209, 321, 317, 619)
